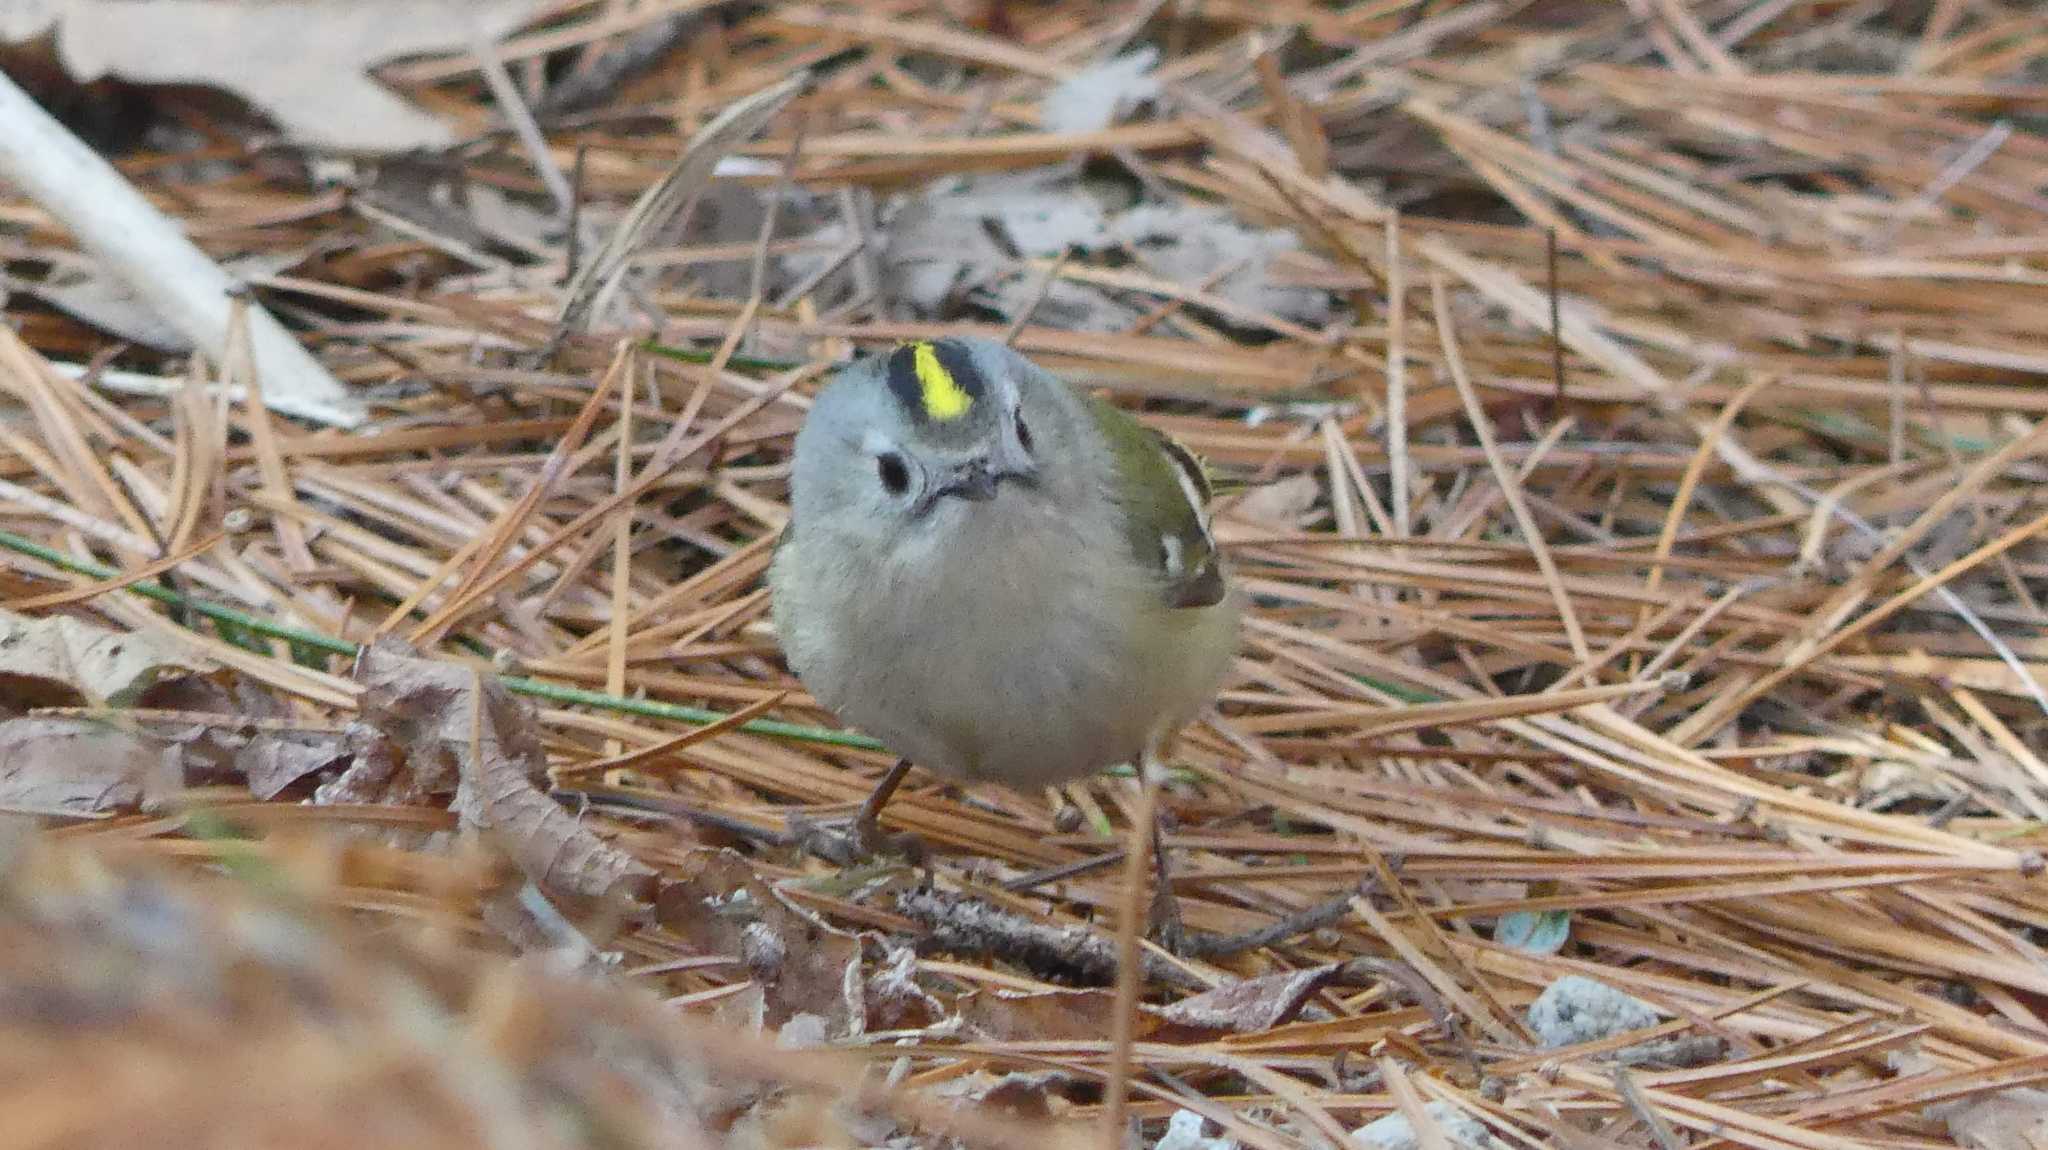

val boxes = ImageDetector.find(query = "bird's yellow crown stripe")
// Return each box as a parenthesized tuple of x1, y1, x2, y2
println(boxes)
(911, 341, 973, 421)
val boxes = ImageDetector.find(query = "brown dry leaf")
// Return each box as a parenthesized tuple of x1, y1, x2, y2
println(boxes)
(959, 986, 1153, 1042)
(313, 720, 448, 806)
(353, 640, 657, 906)
(120, 675, 346, 798)
(0, 0, 549, 150)
(0, 716, 178, 813)
(1155, 964, 1340, 1035)
(0, 608, 213, 712)
(237, 733, 348, 799)
(656, 850, 865, 1037)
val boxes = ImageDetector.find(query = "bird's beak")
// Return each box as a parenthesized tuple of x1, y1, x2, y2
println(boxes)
(937, 461, 999, 502)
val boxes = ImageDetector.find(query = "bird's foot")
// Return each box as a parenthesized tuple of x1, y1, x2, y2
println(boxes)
(787, 811, 924, 866)
(1145, 798, 1195, 957)
(1147, 885, 1193, 958)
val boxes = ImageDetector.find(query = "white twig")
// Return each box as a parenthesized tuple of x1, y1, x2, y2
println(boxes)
(0, 70, 361, 428)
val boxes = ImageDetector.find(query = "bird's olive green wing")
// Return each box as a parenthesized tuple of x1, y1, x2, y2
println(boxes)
(1084, 395, 1226, 609)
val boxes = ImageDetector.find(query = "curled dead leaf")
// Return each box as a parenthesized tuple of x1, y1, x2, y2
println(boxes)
(1155, 964, 1340, 1036)
(315, 720, 452, 807)
(353, 640, 658, 908)
(0, 608, 214, 712)
(0, 717, 178, 814)
(121, 676, 348, 799)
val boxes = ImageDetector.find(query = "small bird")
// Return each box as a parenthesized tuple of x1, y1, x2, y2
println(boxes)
(768, 335, 1240, 871)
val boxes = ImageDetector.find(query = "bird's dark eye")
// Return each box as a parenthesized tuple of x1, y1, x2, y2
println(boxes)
(1015, 411, 1034, 454)
(876, 452, 910, 495)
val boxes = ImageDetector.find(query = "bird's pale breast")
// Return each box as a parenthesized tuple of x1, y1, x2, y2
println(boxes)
(771, 490, 1235, 788)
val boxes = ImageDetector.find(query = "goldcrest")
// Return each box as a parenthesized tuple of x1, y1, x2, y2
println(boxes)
(768, 336, 1240, 854)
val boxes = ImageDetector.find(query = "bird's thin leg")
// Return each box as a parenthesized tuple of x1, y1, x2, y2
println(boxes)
(1135, 742, 1194, 956)
(790, 757, 921, 864)
(1148, 807, 1190, 956)
(850, 757, 915, 854)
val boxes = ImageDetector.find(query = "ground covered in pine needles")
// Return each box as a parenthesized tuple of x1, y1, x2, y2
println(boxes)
(3, 2, 2048, 1148)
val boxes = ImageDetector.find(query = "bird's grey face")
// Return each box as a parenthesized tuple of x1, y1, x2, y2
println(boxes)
(793, 338, 1046, 535)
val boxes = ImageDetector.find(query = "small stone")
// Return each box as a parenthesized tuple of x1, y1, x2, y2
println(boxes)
(1155, 1108, 1235, 1150)
(1527, 975, 1660, 1048)
(776, 1012, 829, 1048)
(1041, 48, 1160, 134)
(1354, 1101, 1496, 1150)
